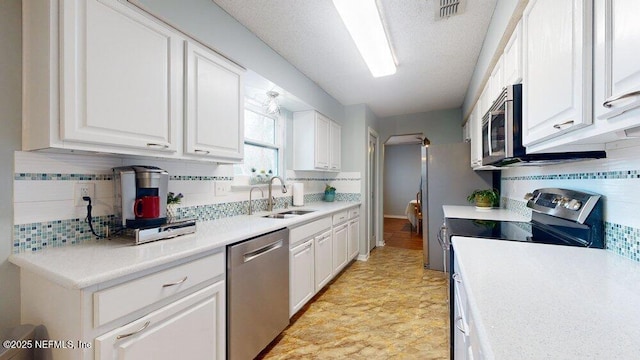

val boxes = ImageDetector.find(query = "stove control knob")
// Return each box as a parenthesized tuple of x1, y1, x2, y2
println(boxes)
(564, 199, 582, 211)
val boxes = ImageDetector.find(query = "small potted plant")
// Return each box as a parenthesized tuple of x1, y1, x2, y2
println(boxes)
(467, 189, 499, 209)
(324, 184, 336, 202)
(166, 192, 183, 222)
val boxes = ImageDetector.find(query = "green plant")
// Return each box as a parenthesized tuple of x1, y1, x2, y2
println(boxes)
(467, 189, 499, 207)
(325, 184, 336, 193)
(167, 192, 184, 205)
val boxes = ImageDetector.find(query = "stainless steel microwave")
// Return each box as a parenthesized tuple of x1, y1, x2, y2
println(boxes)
(481, 84, 605, 167)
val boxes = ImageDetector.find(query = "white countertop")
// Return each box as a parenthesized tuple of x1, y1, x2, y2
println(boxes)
(9, 201, 360, 289)
(452, 236, 640, 359)
(443, 205, 530, 222)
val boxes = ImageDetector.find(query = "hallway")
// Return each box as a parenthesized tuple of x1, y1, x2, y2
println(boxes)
(259, 244, 449, 359)
(383, 217, 423, 250)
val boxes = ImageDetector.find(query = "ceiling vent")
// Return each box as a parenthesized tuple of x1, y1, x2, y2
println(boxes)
(436, 0, 466, 19)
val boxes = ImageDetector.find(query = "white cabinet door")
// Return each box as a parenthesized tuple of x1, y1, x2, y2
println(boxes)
(329, 121, 341, 171)
(314, 231, 333, 292)
(469, 105, 483, 169)
(95, 281, 225, 360)
(595, 0, 640, 121)
(315, 114, 330, 170)
(60, 0, 179, 152)
(479, 84, 490, 117)
(332, 223, 349, 274)
(348, 217, 360, 261)
(185, 41, 244, 162)
(289, 239, 314, 317)
(503, 21, 523, 86)
(489, 56, 504, 102)
(522, 0, 593, 145)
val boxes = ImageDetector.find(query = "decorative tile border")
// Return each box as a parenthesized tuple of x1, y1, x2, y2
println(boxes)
(13, 216, 114, 252)
(15, 173, 113, 181)
(501, 197, 532, 218)
(288, 177, 362, 181)
(14, 173, 233, 181)
(12, 193, 362, 253)
(169, 175, 233, 181)
(606, 222, 640, 262)
(501, 170, 640, 181)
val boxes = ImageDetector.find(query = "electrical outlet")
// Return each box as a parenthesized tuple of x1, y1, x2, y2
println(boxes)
(75, 182, 95, 206)
(214, 182, 230, 196)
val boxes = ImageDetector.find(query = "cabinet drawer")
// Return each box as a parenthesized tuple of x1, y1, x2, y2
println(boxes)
(94, 251, 224, 327)
(332, 211, 348, 225)
(348, 207, 360, 219)
(289, 216, 332, 247)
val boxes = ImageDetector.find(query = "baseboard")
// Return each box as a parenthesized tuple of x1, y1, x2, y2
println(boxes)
(384, 215, 407, 219)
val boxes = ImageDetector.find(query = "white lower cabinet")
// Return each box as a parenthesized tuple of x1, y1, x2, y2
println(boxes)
(95, 281, 225, 360)
(332, 223, 349, 274)
(19, 250, 225, 360)
(314, 230, 333, 292)
(453, 254, 484, 360)
(348, 217, 360, 261)
(289, 239, 315, 317)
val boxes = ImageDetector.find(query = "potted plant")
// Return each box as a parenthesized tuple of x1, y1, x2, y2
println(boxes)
(166, 192, 183, 222)
(324, 184, 336, 202)
(467, 189, 499, 209)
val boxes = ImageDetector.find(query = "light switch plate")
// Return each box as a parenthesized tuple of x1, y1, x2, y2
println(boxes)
(214, 182, 231, 196)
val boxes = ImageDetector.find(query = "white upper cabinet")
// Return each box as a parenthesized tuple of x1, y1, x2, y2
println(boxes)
(488, 55, 504, 102)
(503, 21, 523, 85)
(522, 0, 593, 146)
(185, 41, 244, 161)
(293, 110, 341, 172)
(469, 105, 483, 169)
(23, 0, 244, 162)
(594, 0, 640, 122)
(23, 0, 180, 154)
(329, 121, 341, 171)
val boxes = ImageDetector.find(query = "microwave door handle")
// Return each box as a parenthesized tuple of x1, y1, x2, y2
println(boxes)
(487, 115, 493, 156)
(504, 101, 512, 156)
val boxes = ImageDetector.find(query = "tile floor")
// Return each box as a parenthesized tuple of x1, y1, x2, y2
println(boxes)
(258, 237, 449, 359)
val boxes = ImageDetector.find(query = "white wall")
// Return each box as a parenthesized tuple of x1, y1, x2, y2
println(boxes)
(0, 0, 22, 332)
(378, 108, 463, 146)
(383, 144, 421, 217)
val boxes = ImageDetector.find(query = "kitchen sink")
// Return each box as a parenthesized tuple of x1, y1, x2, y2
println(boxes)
(279, 210, 315, 215)
(262, 210, 315, 219)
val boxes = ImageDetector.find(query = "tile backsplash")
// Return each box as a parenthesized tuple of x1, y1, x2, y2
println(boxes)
(500, 143, 640, 262)
(12, 151, 361, 253)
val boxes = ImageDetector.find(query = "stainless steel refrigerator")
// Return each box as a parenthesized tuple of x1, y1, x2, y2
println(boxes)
(421, 142, 492, 271)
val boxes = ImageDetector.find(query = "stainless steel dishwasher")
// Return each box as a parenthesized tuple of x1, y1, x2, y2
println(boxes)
(227, 228, 289, 360)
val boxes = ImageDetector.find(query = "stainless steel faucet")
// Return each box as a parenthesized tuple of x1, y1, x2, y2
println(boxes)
(248, 186, 264, 215)
(268, 176, 287, 212)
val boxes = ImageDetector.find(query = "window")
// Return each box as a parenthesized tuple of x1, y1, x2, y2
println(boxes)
(234, 101, 283, 177)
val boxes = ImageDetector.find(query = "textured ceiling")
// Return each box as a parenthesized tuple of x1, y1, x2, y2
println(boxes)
(213, 0, 497, 118)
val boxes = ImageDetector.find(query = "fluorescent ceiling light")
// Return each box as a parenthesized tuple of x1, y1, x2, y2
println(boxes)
(333, 0, 396, 77)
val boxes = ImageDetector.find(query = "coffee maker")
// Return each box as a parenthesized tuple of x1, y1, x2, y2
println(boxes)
(113, 166, 169, 229)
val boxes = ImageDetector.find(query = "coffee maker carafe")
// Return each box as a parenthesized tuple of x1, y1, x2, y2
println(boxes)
(113, 166, 169, 229)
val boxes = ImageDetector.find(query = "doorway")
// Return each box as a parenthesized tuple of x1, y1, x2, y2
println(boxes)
(381, 134, 423, 250)
(367, 129, 379, 255)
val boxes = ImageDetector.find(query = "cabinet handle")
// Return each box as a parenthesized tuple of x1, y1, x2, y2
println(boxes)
(194, 149, 211, 154)
(146, 143, 169, 149)
(306, 242, 313, 249)
(116, 321, 150, 340)
(455, 317, 468, 335)
(603, 90, 640, 108)
(452, 273, 462, 283)
(162, 276, 188, 288)
(552, 120, 574, 130)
